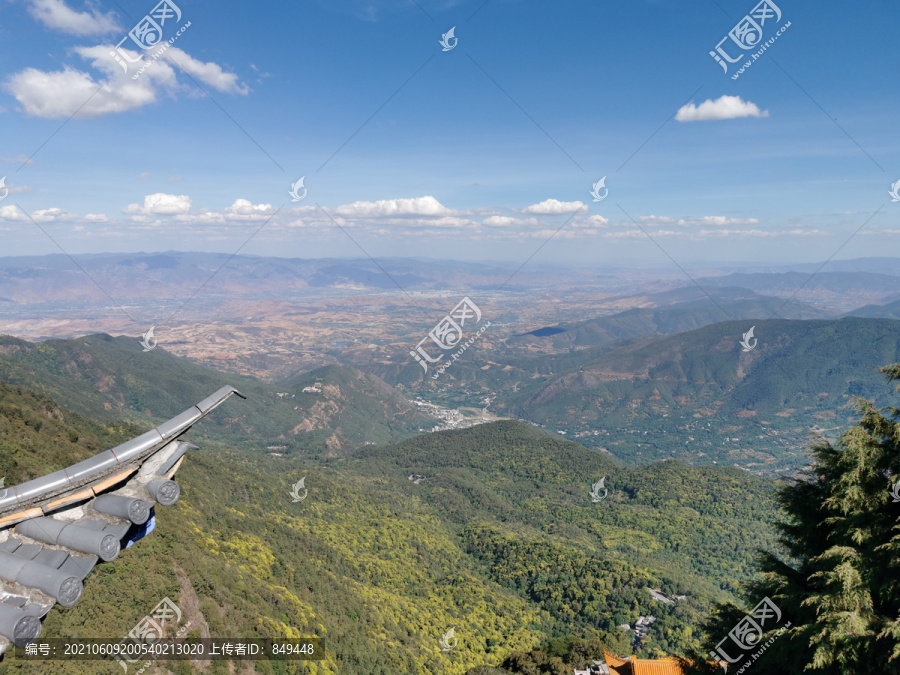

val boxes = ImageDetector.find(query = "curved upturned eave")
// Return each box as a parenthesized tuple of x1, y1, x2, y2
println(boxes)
(0, 386, 245, 516)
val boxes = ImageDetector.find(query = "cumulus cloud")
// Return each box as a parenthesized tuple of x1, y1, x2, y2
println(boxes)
(8, 63, 165, 119)
(223, 198, 275, 221)
(675, 95, 769, 122)
(83, 213, 108, 222)
(0, 205, 27, 221)
(31, 207, 71, 222)
(482, 215, 537, 227)
(520, 198, 587, 215)
(124, 193, 192, 216)
(332, 196, 454, 218)
(119, 196, 277, 225)
(28, 0, 120, 36)
(576, 214, 609, 228)
(6, 45, 246, 119)
(165, 48, 249, 95)
(0, 204, 71, 223)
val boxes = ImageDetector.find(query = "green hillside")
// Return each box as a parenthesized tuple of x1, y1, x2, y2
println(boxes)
(0, 334, 432, 455)
(0, 380, 142, 485)
(843, 297, 900, 319)
(0, 381, 780, 674)
(503, 318, 900, 472)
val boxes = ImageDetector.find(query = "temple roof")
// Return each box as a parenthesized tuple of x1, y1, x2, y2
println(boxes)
(604, 650, 688, 675)
(0, 386, 244, 654)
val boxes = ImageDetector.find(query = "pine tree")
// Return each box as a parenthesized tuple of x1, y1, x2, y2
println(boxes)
(689, 365, 900, 674)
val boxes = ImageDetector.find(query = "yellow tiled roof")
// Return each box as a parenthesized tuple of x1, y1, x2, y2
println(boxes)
(603, 651, 687, 675)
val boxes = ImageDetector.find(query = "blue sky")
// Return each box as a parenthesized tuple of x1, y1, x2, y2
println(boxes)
(0, 0, 897, 267)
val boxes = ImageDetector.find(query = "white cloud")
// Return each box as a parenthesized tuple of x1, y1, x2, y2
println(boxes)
(676, 216, 759, 226)
(124, 193, 192, 216)
(639, 215, 674, 225)
(165, 47, 249, 95)
(137, 172, 150, 179)
(6, 44, 246, 119)
(694, 229, 776, 238)
(28, 0, 121, 36)
(675, 95, 769, 122)
(31, 207, 71, 222)
(482, 215, 537, 227)
(521, 198, 587, 215)
(575, 214, 609, 228)
(83, 213, 108, 222)
(602, 230, 647, 239)
(0, 205, 27, 221)
(173, 210, 225, 224)
(333, 215, 476, 230)
(785, 229, 826, 236)
(333, 196, 453, 218)
(7, 64, 162, 118)
(223, 198, 275, 221)
(410, 216, 475, 229)
(526, 228, 579, 240)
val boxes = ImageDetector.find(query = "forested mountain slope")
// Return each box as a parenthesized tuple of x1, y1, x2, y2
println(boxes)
(0, 383, 780, 673)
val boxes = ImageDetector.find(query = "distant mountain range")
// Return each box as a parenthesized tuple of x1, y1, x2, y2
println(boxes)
(512, 286, 830, 350)
(0, 253, 565, 305)
(843, 298, 900, 319)
(694, 271, 900, 310)
(2, 253, 900, 310)
(724, 257, 900, 276)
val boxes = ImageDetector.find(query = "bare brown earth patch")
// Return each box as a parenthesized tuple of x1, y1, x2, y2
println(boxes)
(173, 561, 212, 671)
